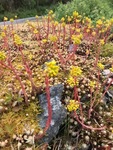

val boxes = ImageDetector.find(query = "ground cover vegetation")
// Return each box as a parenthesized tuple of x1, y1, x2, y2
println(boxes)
(0, 7, 113, 150)
(0, 0, 113, 22)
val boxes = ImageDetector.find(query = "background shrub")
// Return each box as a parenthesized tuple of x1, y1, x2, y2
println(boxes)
(55, 0, 113, 21)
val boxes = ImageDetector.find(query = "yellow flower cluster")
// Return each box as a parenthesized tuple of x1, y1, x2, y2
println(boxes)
(70, 66, 82, 77)
(49, 34, 58, 42)
(54, 21, 58, 27)
(10, 18, 14, 22)
(83, 17, 92, 25)
(4, 17, 8, 21)
(67, 16, 72, 22)
(92, 31, 96, 36)
(67, 76, 78, 87)
(0, 52, 6, 61)
(1, 32, 6, 37)
(61, 17, 65, 22)
(85, 17, 92, 23)
(96, 19, 103, 28)
(73, 11, 79, 18)
(48, 10, 53, 15)
(67, 66, 82, 86)
(3, 26, 7, 31)
(33, 29, 38, 34)
(67, 100, 79, 112)
(110, 66, 113, 72)
(45, 59, 59, 77)
(35, 15, 38, 19)
(99, 39, 105, 45)
(97, 62, 104, 70)
(62, 22, 66, 27)
(89, 81, 96, 89)
(15, 15, 17, 19)
(42, 39, 47, 44)
(14, 34, 23, 46)
(71, 34, 83, 45)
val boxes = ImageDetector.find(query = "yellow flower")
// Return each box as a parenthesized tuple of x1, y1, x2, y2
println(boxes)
(12, 30, 15, 35)
(84, 17, 92, 24)
(14, 34, 23, 46)
(86, 49, 90, 55)
(67, 16, 72, 22)
(86, 28, 90, 33)
(92, 31, 96, 36)
(96, 19, 103, 25)
(99, 39, 105, 45)
(97, 62, 104, 70)
(67, 100, 79, 112)
(28, 53, 33, 60)
(67, 76, 79, 87)
(10, 18, 14, 22)
(96, 19, 103, 28)
(45, 59, 59, 77)
(15, 15, 17, 19)
(62, 22, 66, 27)
(16, 64, 24, 69)
(3, 26, 7, 31)
(76, 19, 80, 23)
(35, 15, 38, 19)
(33, 29, 38, 34)
(42, 39, 47, 43)
(4, 17, 8, 21)
(76, 28, 80, 33)
(73, 11, 79, 18)
(110, 67, 113, 72)
(48, 10, 53, 15)
(89, 81, 96, 89)
(0, 52, 6, 61)
(61, 17, 65, 22)
(54, 21, 58, 26)
(110, 18, 113, 24)
(70, 66, 82, 77)
(1, 32, 6, 37)
(71, 35, 82, 45)
(49, 34, 58, 42)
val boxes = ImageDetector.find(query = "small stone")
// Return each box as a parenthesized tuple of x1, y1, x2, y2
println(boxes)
(13, 134, 17, 139)
(103, 69, 111, 76)
(5, 140, 8, 144)
(85, 135, 90, 142)
(0, 106, 4, 111)
(0, 99, 4, 103)
(26, 136, 34, 145)
(26, 130, 31, 135)
(25, 147, 32, 150)
(23, 135, 28, 140)
(82, 143, 88, 149)
(18, 142, 22, 148)
(38, 84, 67, 144)
(0, 142, 6, 147)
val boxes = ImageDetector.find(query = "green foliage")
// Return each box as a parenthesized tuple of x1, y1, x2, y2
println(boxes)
(17, 8, 37, 18)
(55, 0, 113, 21)
(0, 4, 4, 13)
(0, 4, 57, 21)
(22, 0, 36, 9)
(101, 42, 113, 57)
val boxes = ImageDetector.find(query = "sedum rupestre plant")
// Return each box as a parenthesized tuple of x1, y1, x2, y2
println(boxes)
(0, 10, 113, 149)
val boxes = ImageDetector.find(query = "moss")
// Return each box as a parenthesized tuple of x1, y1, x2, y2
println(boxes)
(0, 101, 41, 141)
(101, 42, 113, 57)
